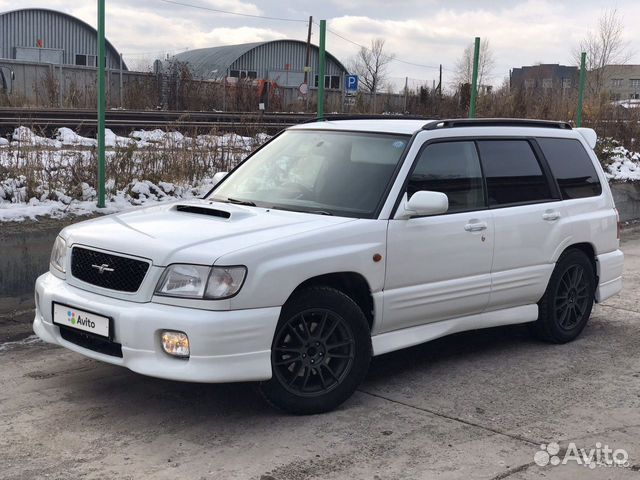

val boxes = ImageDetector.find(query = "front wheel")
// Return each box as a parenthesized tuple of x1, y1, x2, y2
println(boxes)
(260, 287, 372, 414)
(531, 249, 596, 343)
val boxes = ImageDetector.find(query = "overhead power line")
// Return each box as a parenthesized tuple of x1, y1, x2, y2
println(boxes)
(158, 0, 308, 23)
(156, 1, 452, 72)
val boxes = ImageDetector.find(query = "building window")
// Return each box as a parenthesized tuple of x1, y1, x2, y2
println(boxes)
(630, 79, 640, 89)
(562, 78, 572, 89)
(229, 70, 257, 80)
(314, 75, 341, 89)
(75, 54, 99, 67)
(524, 78, 535, 89)
(612, 78, 624, 88)
(542, 78, 553, 89)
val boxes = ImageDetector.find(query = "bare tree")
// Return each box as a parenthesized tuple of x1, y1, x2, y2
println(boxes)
(573, 9, 632, 97)
(350, 39, 395, 94)
(453, 39, 495, 90)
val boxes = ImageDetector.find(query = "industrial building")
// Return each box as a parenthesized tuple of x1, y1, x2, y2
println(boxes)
(510, 64, 578, 93)
(598, 65, 640, 101)
(172, 40, 348, 90)
(0, 8, 126, 69)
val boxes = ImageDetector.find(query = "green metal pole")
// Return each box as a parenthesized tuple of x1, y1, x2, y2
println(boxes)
(317, 19, 326, 120)
(577, 51, 586, 127)
(469, 37, 480, 119)
(97, 0, 106, 208)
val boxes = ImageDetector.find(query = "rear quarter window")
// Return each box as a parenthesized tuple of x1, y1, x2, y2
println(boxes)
(536, 138, 602, 199)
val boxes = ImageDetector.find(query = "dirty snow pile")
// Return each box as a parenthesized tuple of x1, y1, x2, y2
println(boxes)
(601, 141, 640, 182)
(1, 126, 268, 222)
(0, 176, 219, 222)
(10, 125, 267, 150)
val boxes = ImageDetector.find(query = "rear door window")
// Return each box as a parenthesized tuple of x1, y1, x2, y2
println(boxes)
(477, 140, 553, 207)
(536, 138, 602, 199)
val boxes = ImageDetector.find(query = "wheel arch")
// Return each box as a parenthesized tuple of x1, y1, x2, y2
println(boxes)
(287, 272, 375, 329)
(556, 242, 599, 289)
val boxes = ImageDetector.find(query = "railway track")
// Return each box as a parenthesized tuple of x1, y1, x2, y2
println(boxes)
(0, 108, 316, 136)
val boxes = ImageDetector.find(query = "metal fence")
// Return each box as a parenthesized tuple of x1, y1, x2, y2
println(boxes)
(0, 58, 412, 113)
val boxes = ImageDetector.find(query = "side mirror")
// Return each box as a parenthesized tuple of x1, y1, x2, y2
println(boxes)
(397, 191, 448, 219)
(212, 171, 228, 186)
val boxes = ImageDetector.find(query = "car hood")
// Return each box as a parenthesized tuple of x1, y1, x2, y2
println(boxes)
(61, 199, 356, 266)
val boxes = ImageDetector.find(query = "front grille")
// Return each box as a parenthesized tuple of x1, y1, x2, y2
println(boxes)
(71, 247, 150, 293)
(59, 326, 123, 358)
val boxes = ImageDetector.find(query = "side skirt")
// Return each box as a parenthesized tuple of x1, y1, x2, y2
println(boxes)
(371, 304, 538, 356)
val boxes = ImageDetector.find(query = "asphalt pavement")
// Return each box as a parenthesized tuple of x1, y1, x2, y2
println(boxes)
(1, 230, 639, 480)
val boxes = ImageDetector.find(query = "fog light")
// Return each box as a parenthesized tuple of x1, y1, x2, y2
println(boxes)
(161, 331, 190, 358)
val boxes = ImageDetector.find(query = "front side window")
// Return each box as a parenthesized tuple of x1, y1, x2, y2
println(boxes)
(537, 138, 602, 199)
(209, 130, 409, 218)
(408, 141, 485, 213)
(477, 140, 553, 206)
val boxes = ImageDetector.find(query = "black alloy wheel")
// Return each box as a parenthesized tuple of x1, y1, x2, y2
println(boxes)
(260, 287, 371, 414)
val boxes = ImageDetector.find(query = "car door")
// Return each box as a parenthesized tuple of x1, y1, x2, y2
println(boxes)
(475, 138, 569, 311)
(382, 140, 494, 333)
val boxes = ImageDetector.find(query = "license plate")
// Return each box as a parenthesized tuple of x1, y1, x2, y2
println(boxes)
(53, 303, 111, 338)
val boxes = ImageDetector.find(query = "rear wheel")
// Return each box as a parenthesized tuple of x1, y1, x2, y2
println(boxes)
(532, 249, 596, 343)
(260, 287, 371, 414)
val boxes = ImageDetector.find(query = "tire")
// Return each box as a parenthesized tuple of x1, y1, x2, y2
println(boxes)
(531, 249, 596, 344)
(259, 287, 372, 414)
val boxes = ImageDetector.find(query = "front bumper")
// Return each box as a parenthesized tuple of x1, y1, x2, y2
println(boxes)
(33, 272, 281, 383)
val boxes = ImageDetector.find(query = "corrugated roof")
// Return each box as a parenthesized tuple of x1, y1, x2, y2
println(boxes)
(172, 39, 347, 79)
(172, 42, 263, 78)
(0, 8, 127, 69)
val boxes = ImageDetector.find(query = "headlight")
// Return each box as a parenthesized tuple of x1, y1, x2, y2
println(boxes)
(50, 236, 67, 273)
(155, 264, 246, 299)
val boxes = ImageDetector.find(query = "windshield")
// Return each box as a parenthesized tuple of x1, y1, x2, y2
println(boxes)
(208, 130, 410, 218)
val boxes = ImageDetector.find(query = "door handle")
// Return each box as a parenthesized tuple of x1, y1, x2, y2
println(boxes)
(542, 211, 560, 221)
(464, 221, 488, 232)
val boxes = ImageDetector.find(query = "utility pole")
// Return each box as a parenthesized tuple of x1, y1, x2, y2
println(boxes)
(97, 0, 106, 208)
(403, 76, 408, 113)
(304, 16, 312, 112)
(469, 37, 480, 119)
(119, 53, 123, 108)
(577, 51, 586, 127)
(317, 19, 326, 119)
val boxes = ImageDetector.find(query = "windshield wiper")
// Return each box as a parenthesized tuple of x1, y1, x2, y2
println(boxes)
(270, 205, 333, 216)
(225, 197, 256, 206)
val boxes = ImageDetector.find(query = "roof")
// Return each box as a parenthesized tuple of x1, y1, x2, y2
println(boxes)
(172, 39, 348, 79)
(290, 118, 585, 139)
(291, 119, 435, 135)
(0, 8, 127, 69)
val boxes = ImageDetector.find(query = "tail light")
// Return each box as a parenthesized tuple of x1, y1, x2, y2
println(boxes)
(615, 208, 621, 241)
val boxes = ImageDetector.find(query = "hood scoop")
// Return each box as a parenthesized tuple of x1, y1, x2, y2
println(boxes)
(175, 204, 231, 219)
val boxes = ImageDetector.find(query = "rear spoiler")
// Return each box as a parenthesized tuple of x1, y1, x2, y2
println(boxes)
(575, 128, 597, 149)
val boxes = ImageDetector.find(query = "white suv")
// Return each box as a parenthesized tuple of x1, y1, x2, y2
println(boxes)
(34, 118, 624, 414)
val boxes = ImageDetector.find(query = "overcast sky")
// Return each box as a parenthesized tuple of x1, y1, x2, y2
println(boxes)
(1, 0, 638, 89)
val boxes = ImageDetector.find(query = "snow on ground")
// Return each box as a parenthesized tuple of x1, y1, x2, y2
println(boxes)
(602, 142, 640, 182)
(0, 126, 263, 222)
(0, 179, 217, 222)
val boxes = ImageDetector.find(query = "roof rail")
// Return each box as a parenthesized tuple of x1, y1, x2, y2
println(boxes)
(302, 114, 434, 124)
(422, 118, 573, 130)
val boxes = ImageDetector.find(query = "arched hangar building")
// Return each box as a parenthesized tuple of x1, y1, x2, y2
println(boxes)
(172, 39, 348, 90)
(0, 8, 127, 69)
